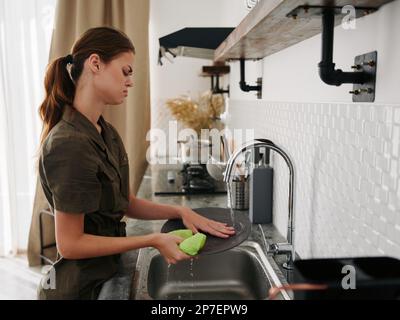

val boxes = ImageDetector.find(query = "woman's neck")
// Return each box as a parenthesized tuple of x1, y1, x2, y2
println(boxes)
(73, 86, 105, 133)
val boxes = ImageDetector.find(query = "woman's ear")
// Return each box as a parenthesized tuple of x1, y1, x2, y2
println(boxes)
(87, 53, 102, 73)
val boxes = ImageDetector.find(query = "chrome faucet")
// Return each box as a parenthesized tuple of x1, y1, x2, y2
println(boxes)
(223, 139, 295, 270)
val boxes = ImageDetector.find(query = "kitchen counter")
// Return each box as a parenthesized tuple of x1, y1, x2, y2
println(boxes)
(98, 163, 291, 300)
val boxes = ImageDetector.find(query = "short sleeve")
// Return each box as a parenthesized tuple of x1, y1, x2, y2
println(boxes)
(41, 136, 101, 214)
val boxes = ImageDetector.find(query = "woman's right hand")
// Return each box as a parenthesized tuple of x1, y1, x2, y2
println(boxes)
(151, 233, 191, 264)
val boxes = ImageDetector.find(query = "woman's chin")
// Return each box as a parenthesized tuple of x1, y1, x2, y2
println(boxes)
(108, 99, 125, 105)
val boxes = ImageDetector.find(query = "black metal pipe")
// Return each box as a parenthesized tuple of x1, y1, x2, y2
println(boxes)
(239, 58, 262, 92)
(318, 9, 367, 86)
(321, 8, 334, 64)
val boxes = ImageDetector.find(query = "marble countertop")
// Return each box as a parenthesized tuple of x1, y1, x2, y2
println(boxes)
(98, 163, 292, 300)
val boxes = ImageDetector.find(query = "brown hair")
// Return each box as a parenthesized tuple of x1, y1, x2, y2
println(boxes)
(39, 26, 135, 145)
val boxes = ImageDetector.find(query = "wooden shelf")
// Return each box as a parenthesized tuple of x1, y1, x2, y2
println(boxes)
(199, 65, 230, 77)
(214, 0, 394, 62)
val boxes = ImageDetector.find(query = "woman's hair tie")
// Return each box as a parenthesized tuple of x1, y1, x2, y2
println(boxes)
(64, 54, 74, 64)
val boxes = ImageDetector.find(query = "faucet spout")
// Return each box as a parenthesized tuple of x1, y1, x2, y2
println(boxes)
(223, 139, 295, 270)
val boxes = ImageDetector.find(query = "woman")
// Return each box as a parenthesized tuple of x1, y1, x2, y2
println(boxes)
(37, 26, 235, 300)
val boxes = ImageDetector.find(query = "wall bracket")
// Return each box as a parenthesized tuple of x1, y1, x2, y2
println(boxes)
(287, 5, 378, 102)
(240, 58, 263, 99)
(350, 51, 377, 102)
(210, 75, 230, 95)
(201, 64, 230, 96)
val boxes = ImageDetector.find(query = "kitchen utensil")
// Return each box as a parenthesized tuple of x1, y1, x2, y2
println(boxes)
(178, 138, 211, 164)
(161, 207, 251, 255)
(205, 135, 231, 181)
(230, 179, 249, 210)
(206, 156, 226, 181)
(220, 135, 231, 161)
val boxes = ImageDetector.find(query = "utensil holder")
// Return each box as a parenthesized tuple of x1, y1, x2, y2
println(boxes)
(229, 180, 249, 210)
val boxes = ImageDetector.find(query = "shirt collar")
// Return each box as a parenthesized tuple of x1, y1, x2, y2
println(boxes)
(61, 105, 122, 179)
(62, 104, 108, 151)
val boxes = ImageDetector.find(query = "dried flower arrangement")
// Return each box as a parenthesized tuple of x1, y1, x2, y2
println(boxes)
(166, 91, 225, 134)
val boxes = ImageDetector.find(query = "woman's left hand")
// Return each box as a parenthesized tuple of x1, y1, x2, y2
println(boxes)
(177, 206, 236, 238)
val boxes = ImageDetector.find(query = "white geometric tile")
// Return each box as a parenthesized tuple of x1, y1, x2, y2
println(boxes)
(228, 100, 400, 259)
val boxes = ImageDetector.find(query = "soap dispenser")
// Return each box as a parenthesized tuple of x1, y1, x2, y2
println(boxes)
(249, 146, 274, 224)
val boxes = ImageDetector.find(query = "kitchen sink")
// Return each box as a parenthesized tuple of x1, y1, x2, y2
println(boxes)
(132, 241, 290, 300)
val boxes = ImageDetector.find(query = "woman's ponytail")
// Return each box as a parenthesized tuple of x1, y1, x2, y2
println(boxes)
(39, 55, 75, 145)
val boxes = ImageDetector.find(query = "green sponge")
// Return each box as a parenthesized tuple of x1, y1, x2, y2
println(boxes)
(168, 229, 193, 239)
(179, 233, 207, 256)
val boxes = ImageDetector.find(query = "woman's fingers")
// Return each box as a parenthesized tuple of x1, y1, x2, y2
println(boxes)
(197, 224, 229, 238)
(206, 219, 235, 232)
(189, 224, 198, 234)
(182, 211, 236, 238)
(171, 235, 184, 244)
(208, 221, 236, 234)
(189, 219, 236, 238)
(178, 252, 191, 260)
(206, 228, 230, 238)
(158, 233, 196, 265)
(172, 251, 192, 263)
(182, 221, 198, 235)
(205, 223, 235, 238)
(166, 252, 194, 265)
(165, 250, 190, 265)
(215, 221, 229, 227)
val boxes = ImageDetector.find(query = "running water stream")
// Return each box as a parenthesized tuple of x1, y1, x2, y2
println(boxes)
(164, 255, 196, 299)
(226, 182, 236, 228)
(165, 263, 171, 299)
(189, 258, 194, 299)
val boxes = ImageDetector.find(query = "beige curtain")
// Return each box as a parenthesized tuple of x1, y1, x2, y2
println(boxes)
(27, 0, 150, 266)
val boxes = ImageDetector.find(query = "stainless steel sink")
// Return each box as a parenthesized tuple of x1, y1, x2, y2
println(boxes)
(132, 241, 290, 300)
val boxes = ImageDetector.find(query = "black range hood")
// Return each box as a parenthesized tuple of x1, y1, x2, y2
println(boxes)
(158, 27, 234, 65)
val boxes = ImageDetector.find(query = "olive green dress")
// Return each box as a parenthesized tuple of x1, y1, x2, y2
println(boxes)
(37, 105, 130, 300)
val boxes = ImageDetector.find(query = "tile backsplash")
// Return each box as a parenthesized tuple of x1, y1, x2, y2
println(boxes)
(227, 100, 400, 259)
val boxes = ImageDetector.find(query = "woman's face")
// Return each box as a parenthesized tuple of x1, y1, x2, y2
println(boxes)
(92, 51, 135, 105)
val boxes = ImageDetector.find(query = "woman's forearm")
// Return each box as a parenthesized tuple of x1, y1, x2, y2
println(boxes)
(125, 194, 181, 220)
(59, 233, 156, 260)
